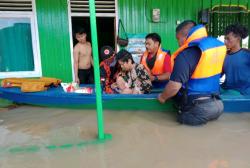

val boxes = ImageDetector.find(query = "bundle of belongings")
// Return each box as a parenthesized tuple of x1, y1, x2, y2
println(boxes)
(61, 82, 93, 94)
(1, 77, 61, 92)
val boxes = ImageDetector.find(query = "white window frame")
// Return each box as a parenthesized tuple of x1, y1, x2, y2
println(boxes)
(0, 1, 41, 79)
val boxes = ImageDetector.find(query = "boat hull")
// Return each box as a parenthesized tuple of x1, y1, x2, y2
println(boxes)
(0, 87, 175, 112)
(1, 87, 250, 112)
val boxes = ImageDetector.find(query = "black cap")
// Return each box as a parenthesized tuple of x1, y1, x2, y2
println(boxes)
(100, 46, 114, 60)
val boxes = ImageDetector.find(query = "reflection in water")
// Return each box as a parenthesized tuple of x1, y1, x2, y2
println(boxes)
(0, 126, 33, 147)
(0, 124, 109, 168)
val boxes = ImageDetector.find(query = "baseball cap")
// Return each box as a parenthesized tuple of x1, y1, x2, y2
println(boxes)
(100, 46, 114, 60)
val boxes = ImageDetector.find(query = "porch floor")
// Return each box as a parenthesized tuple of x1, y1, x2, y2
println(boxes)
(0, 105, 250, 168)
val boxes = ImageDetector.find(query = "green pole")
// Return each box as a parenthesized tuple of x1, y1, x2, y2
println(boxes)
(88, 0, 104, 140)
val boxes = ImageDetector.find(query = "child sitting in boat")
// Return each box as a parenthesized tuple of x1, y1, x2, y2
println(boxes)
(111, 70, 131, 94)
(112, 49, 152, 94)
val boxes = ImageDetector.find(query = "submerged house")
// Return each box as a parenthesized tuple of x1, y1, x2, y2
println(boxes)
(0, 0, 249, 82)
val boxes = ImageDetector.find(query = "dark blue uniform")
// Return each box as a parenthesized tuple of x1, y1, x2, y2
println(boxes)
(170, 47, 223, 126)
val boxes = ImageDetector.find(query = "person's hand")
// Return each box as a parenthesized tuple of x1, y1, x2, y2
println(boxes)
(157, 93, 166, 104)
(149, 74, 155, 81)
(111, 83, 117, 89)
(75, 77, 80, 84)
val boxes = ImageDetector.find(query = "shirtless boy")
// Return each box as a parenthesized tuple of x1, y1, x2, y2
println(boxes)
(73, 27, 94, 84)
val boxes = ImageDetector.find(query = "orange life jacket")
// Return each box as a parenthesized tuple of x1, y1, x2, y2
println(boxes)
(141, 48, 168, 76)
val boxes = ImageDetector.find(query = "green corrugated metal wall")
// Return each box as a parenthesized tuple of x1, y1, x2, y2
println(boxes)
(118, 0, 249, 52)
(0, 23, 34, 72)
(36, 0, 72, 82)
(118, 0, 202, 52)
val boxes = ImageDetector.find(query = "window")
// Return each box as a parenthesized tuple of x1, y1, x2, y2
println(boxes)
(208, 5, 249, 37)
(0, 0, 41, 78)
(70, 0, 116, 17)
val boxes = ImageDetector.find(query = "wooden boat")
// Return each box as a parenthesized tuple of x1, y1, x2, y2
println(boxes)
(0, 86, 249, 112)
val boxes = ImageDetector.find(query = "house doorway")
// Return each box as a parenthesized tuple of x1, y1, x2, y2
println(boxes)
(71, 17, 115, 53)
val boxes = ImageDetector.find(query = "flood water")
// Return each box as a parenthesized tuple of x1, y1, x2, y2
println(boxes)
(0, 105, 250, 168)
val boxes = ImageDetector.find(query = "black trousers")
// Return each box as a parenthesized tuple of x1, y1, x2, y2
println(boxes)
(78, 67, 94, 84)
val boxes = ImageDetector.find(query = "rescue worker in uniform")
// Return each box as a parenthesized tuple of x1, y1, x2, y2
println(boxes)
(141, 33, 171, 84)
(158, 20, 227, 126)
(99, 46, 118, 94)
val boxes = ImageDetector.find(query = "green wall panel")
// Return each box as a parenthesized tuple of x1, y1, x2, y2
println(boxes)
(118, 0, 202, 52)
(0, 22, 34, 72)
(118, 0, 249, 52)
(36, 0, 72, 82)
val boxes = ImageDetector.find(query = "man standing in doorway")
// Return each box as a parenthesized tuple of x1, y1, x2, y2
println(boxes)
(73, 27, 94, 84)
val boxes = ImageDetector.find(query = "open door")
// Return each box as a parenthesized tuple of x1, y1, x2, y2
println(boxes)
(71, 17, 115, 52)
(68, 0, 117, 80)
